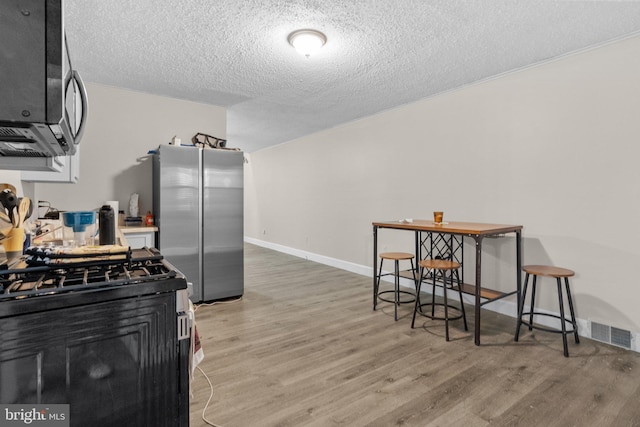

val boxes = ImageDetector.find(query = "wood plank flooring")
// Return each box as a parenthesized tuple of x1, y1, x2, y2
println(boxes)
(189, 244, 640, 426)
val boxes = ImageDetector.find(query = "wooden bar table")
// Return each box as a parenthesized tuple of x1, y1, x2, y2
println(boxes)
(372, 219, 523, 345)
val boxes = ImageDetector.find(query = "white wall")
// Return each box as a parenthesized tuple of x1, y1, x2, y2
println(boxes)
(20, 83, 226, 215)
(245, 34, 640, 337)
(0, 172, 24, 196)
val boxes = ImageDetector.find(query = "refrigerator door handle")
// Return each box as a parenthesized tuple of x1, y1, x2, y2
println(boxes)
(198, 148, 204, 297)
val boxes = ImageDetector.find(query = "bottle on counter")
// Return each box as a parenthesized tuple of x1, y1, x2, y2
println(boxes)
(99, 205, 116, 245)
(145, 211, 154, 226)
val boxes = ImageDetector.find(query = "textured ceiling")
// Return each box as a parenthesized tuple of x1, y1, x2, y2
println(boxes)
(65, 0, 640, 152)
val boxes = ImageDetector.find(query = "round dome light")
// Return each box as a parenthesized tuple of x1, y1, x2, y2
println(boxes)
(288, 29, 327, 57)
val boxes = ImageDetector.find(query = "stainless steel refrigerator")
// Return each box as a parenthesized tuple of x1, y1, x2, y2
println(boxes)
(153, 144, 244, 303)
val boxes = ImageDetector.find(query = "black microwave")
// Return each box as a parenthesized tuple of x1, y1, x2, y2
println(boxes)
(0, 0, 88, 171)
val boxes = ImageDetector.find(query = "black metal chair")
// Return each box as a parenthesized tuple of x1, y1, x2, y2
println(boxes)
(411, 259, 468, 341)
(374, 252, 417, 321)
(514, 265, 579, 357)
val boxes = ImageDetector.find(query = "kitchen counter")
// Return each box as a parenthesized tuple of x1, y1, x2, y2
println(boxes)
(119, 225, 158, 234)
(119, 225, 157, 248)
(31, 223, 157, 249)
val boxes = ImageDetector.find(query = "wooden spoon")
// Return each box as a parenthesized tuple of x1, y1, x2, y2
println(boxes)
(16, 197, 30, 228)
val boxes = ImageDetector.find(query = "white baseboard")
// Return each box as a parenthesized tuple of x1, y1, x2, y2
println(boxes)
(244, 237, 637, 352)
(244, 237, 371, 276)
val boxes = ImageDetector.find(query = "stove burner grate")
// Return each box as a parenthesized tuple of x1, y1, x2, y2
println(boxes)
(0, 248, 177, 300)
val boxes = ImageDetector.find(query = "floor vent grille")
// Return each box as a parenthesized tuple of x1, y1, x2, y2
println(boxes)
(591, 322, 610, 343)
(611, 326, 632, 349)
(590, 321, 632, 350)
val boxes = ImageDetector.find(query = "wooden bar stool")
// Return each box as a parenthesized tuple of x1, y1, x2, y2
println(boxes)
(411, 259, 468, 341)
(374, 252, 417, 321)
(514, 265, 579, 357)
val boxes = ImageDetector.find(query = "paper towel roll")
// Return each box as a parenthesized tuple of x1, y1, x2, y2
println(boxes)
(129, 193, 139, 218)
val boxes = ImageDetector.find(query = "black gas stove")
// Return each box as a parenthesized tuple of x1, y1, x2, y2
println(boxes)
(0, 246, 190, 426)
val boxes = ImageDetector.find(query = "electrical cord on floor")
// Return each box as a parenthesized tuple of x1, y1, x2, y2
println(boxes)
(197, 366, 224, 427)
(192, 297, 241, 426)
(193, 296, 243, 311)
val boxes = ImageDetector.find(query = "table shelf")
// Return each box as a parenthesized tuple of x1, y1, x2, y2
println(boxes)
(396, 270, 512, 302)
(458, 283, 506, 301)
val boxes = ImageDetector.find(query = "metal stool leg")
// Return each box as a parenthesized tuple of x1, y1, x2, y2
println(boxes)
(557, 277, 569, 357)
(528, 275, 537, 331)
(431, 269, 437, 317)
(514, 272, 530, 341)
(374, 259, 384, 311)
(564, 277, 580, 344)
(410, 258, 419, 307)
(411, 266, 424, 329)
(443, 269, 450, 341)
(455, 269, 468, 331)
(394, 260, 400, 321)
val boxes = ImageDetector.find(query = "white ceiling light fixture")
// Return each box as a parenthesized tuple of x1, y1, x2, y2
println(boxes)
(288, 29, 327, 58)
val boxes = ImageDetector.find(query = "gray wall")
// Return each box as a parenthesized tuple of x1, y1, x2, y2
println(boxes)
(244, 34, 640, 346)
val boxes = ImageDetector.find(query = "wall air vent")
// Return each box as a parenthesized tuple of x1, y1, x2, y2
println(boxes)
(591, 321, 610, 343)
(590, 321, 632, 350)
(611, 326, 632, 349)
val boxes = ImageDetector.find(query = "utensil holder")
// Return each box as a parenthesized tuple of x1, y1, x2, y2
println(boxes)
(1, 227, 24, 260)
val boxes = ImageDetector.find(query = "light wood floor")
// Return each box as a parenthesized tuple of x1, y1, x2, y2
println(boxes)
(189, 244, 640, 427)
